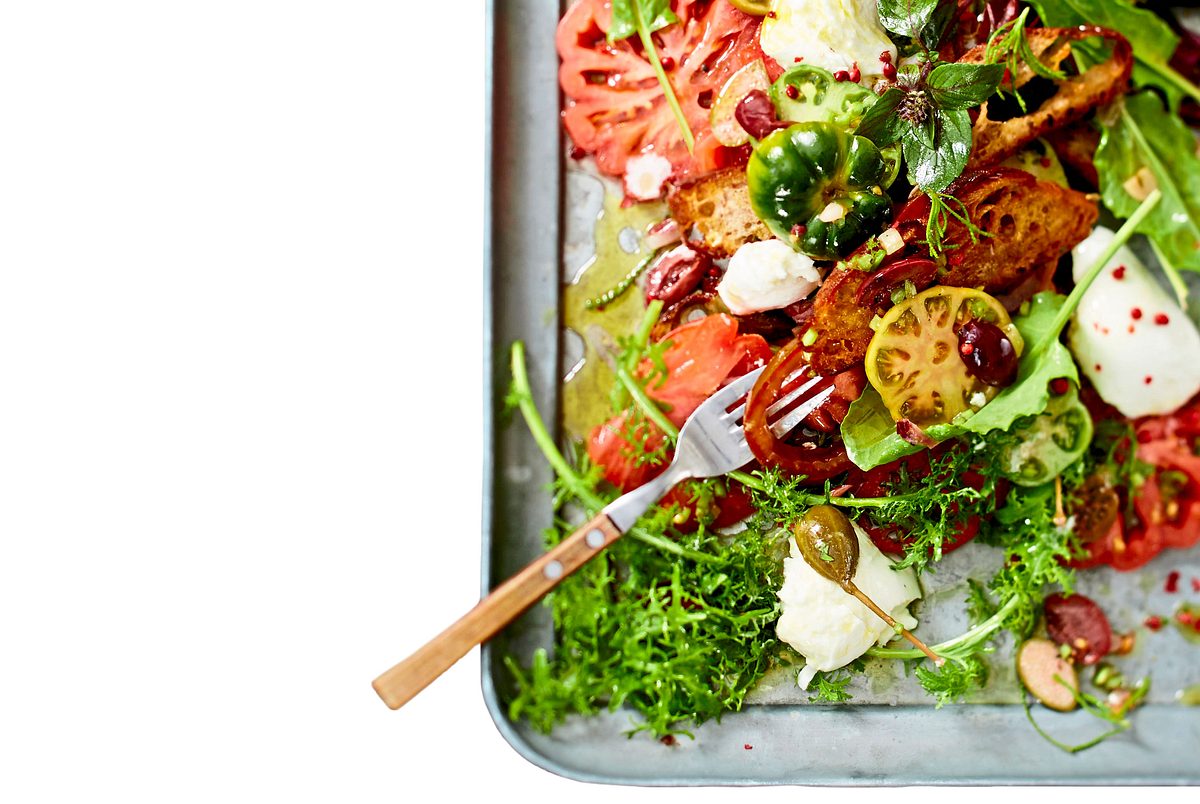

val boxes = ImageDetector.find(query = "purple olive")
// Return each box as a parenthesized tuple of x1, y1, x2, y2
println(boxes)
(734, 90, 789, 141)
(644, 245, 710, 306)
(957, 319, 1018, 387)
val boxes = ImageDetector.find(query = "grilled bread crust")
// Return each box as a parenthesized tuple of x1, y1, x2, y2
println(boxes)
(666, 167, 770, 258)
(963, 27, 1132, 169)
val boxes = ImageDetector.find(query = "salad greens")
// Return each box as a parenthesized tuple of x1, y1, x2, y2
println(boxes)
(527, 0, 1200, 750)
(1095, 91, 1200, 295)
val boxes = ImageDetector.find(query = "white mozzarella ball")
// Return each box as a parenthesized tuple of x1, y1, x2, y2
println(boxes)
(776, 522, 921, 688)
(1069, 227, 1200, 418)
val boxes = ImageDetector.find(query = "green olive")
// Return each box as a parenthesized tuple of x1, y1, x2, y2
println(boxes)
(727, 0, 771, 15)
(793, 504, 859, 585)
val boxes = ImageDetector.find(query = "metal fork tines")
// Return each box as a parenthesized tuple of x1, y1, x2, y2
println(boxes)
(602, 365, 833, 531)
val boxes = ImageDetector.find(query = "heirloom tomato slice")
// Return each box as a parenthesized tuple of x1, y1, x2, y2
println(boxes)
(557, 0, 763, 178)
(864, 286, 1023, 428)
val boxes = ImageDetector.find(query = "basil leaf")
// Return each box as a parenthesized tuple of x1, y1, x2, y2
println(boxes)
(927, 63, 1006, 110)
(1095, 91, 1200, 274)
(878, 0, 957, 49)
(854, 87, 906, 145)
(608, 0, 678, 43)
(1026, 0, 1196, 111)
(902, 108, 971, 192)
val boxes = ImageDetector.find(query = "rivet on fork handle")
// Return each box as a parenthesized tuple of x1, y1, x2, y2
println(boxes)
(371, 512, 622, 710)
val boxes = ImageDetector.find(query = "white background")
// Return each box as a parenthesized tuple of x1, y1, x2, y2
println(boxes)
(0, 2, 1191, 801)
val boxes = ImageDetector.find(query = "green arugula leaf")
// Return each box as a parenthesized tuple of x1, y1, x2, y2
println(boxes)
(841, 385, 962, 470)
(902, 107, 972, 192)
(877, 0, 956, 50)
(1095, 91, 1200, 276)
(926, 63, 1006, 110)
(1027, 0, 1199, 111)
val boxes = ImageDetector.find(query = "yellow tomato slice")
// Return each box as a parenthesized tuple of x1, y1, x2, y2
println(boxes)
(865, 286, 1024, 428)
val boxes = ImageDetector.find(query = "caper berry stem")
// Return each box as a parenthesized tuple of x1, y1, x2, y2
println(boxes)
(843, 581, 945, 666)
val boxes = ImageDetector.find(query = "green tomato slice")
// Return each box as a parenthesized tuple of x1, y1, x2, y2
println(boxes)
(770, 64, 875, 129)
(1000, 384, 1094, 487)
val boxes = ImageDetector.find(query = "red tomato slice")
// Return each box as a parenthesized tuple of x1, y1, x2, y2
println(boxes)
(643, 313, 758, 426)
(557, 0, 763, 179)
(587, 411, 669, 493)
(1073, 399, 1200, 570)
(1134, 434, 1200, 551)
(588, 314, 766, 528)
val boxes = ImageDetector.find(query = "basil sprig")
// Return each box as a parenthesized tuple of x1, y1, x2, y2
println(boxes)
(857, 60, 1005, 192)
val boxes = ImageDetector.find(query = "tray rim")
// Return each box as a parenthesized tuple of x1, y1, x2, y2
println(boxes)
(478, 0, 1200, 786)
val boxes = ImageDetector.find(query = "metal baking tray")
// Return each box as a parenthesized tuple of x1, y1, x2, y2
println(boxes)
(481, 0, 1200, 784)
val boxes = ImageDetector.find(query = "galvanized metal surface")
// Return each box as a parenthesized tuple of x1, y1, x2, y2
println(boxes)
(482, 0, 1200, 784)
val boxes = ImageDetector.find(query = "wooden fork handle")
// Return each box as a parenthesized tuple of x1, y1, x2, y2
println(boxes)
(371, 512, 623, 710)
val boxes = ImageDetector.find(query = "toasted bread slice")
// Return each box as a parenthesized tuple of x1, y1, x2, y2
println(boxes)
(962, 27, 1132, 168)
(1044, 119, 1101, 188)
(666, 167, 771, 258)
(807, 168, 1097, 375)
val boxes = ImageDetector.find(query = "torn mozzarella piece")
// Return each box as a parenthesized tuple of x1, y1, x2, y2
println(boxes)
(760, 0, 897, 80)
(1069, 226, 1200, 418)
(777, 522, 921, 689)
(622, 153, 672, 201)
(717, 239, 822, 315)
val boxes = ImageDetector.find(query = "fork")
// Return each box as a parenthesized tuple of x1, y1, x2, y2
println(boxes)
(371, 365, 832, 710)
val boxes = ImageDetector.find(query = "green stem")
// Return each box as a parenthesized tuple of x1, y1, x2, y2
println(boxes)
(1148, 238, 1189, 311)
(509, 341, 720, 564)
(615, 361, 679, 439)
(1140, 58, 1200, 106)
(1022, 693, 1128, 754)
(1036, 189, 1162, 355)
(633, 4, 694, 153)
(867, 595, 1022, 660)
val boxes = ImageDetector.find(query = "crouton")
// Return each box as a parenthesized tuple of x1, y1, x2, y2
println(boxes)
(666, 167, 771, 258)
(961, 27, 1132, 169)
